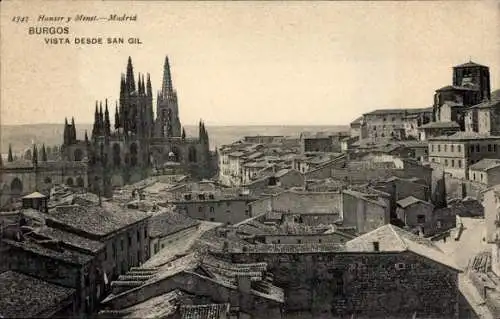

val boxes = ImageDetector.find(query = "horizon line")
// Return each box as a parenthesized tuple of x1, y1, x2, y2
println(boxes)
(0, 122, 351, 127)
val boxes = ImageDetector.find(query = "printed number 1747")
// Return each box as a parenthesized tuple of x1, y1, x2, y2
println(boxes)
(12, 16, 29, 23)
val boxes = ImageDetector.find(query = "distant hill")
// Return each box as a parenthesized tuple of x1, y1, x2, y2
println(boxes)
(0, 124, 349, 155)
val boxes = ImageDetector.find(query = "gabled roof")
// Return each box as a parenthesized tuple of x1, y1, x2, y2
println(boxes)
(346, 224, 461, 271)
(396, 196, 433, 209)
(469, 158, 500, 172)
(22, 192, 46, 199)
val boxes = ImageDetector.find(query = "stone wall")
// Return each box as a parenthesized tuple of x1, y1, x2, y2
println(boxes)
(249, 191, 342, 217)
(229, 251, 459, 318)
(342, 192, 389, 234)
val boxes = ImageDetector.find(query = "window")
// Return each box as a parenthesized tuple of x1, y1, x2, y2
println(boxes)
(473, 173, 476, 180)
(444, 159, 448, 166)
(391, 117, 396, 122)
(144, 227, 147, 238)
(489, 144, 492, 152)
(470, 145, 474, 153)
(297, 239, 302, 244)
(128, 235, 132, 247)
(431, 144, 434, 152)
(444, 145, 447, 152)
(476, 145, 480, 152)
(437, 220, 442, 228)
(198, 206, 203, 212)
(458, 160, 462, 168)
(417, 214, 426, 223)
(395, 263, 406, 270)
(112, 242, 117, 258)
(137, 230, 140, 242)
(481, 174, 484, 181)
(450, 145, 454, 152)
(438, 145, 441, 152)
(451, 159, 455, 167)
(495, 145, 498, 152)
(209, 207, 215, 212)
(457, 145, 461, 152)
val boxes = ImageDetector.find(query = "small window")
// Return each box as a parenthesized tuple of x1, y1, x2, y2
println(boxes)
(444, 159, 448, 166)
(209, 207, 215, 212)
(470, 145, 474, 153)
(458, 160, 462, 168)
(395, 263, 406, 270)
(451, 159, 455, 167)
(297, 239, 302, 244)
(431, 144, 434, 152)
(457, 145, 461, 152)
(444, 145, 447, 152)
(198, 206, 203, 212)
(476, 145, 480, 152)
(128, 235, 132, 247)
(438, 145, 441, 152)
(450, 145, 454, 152)
(417, 214, 425, 223)
(495, 144, 498, 152)
(489, 144, 492, 152)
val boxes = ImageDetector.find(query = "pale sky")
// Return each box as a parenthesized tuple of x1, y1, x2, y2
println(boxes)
(1, 1, 499, 126)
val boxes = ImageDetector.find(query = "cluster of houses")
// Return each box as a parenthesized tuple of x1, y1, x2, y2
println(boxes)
(1, 59, 499, 318)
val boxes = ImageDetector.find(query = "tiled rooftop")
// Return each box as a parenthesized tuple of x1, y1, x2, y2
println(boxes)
(48, 202, 151, 237)
(2, 236, 94, 265)
(180, 303, 230, 319)
(429, 131, 500, 141)
(419, 121, 460, 129)
(0, 271, 75, 318)
(396, 196, 432, 209)
(149, 209, 200, 238)
(346, 224, 460, 271)
(469, 158, 500, 171)
(36, 226, 105, 253)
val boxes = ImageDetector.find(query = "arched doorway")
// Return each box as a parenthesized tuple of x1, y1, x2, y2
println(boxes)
(113, 144, 121, 167)
(10, 178, 23, 196)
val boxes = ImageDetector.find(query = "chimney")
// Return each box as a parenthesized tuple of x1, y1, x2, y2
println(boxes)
(373, 241, 380, 252)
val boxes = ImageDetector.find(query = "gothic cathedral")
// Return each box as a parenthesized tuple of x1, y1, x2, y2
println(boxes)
(61, 56, 214, 196)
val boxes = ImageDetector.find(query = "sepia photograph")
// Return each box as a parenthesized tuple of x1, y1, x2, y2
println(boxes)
(0, 1, 499, 318)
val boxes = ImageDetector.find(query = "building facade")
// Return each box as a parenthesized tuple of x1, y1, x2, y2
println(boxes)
(428, 133, 500, 179)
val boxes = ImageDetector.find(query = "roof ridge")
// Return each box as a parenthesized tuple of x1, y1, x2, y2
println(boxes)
(388, 224, 408, 250)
